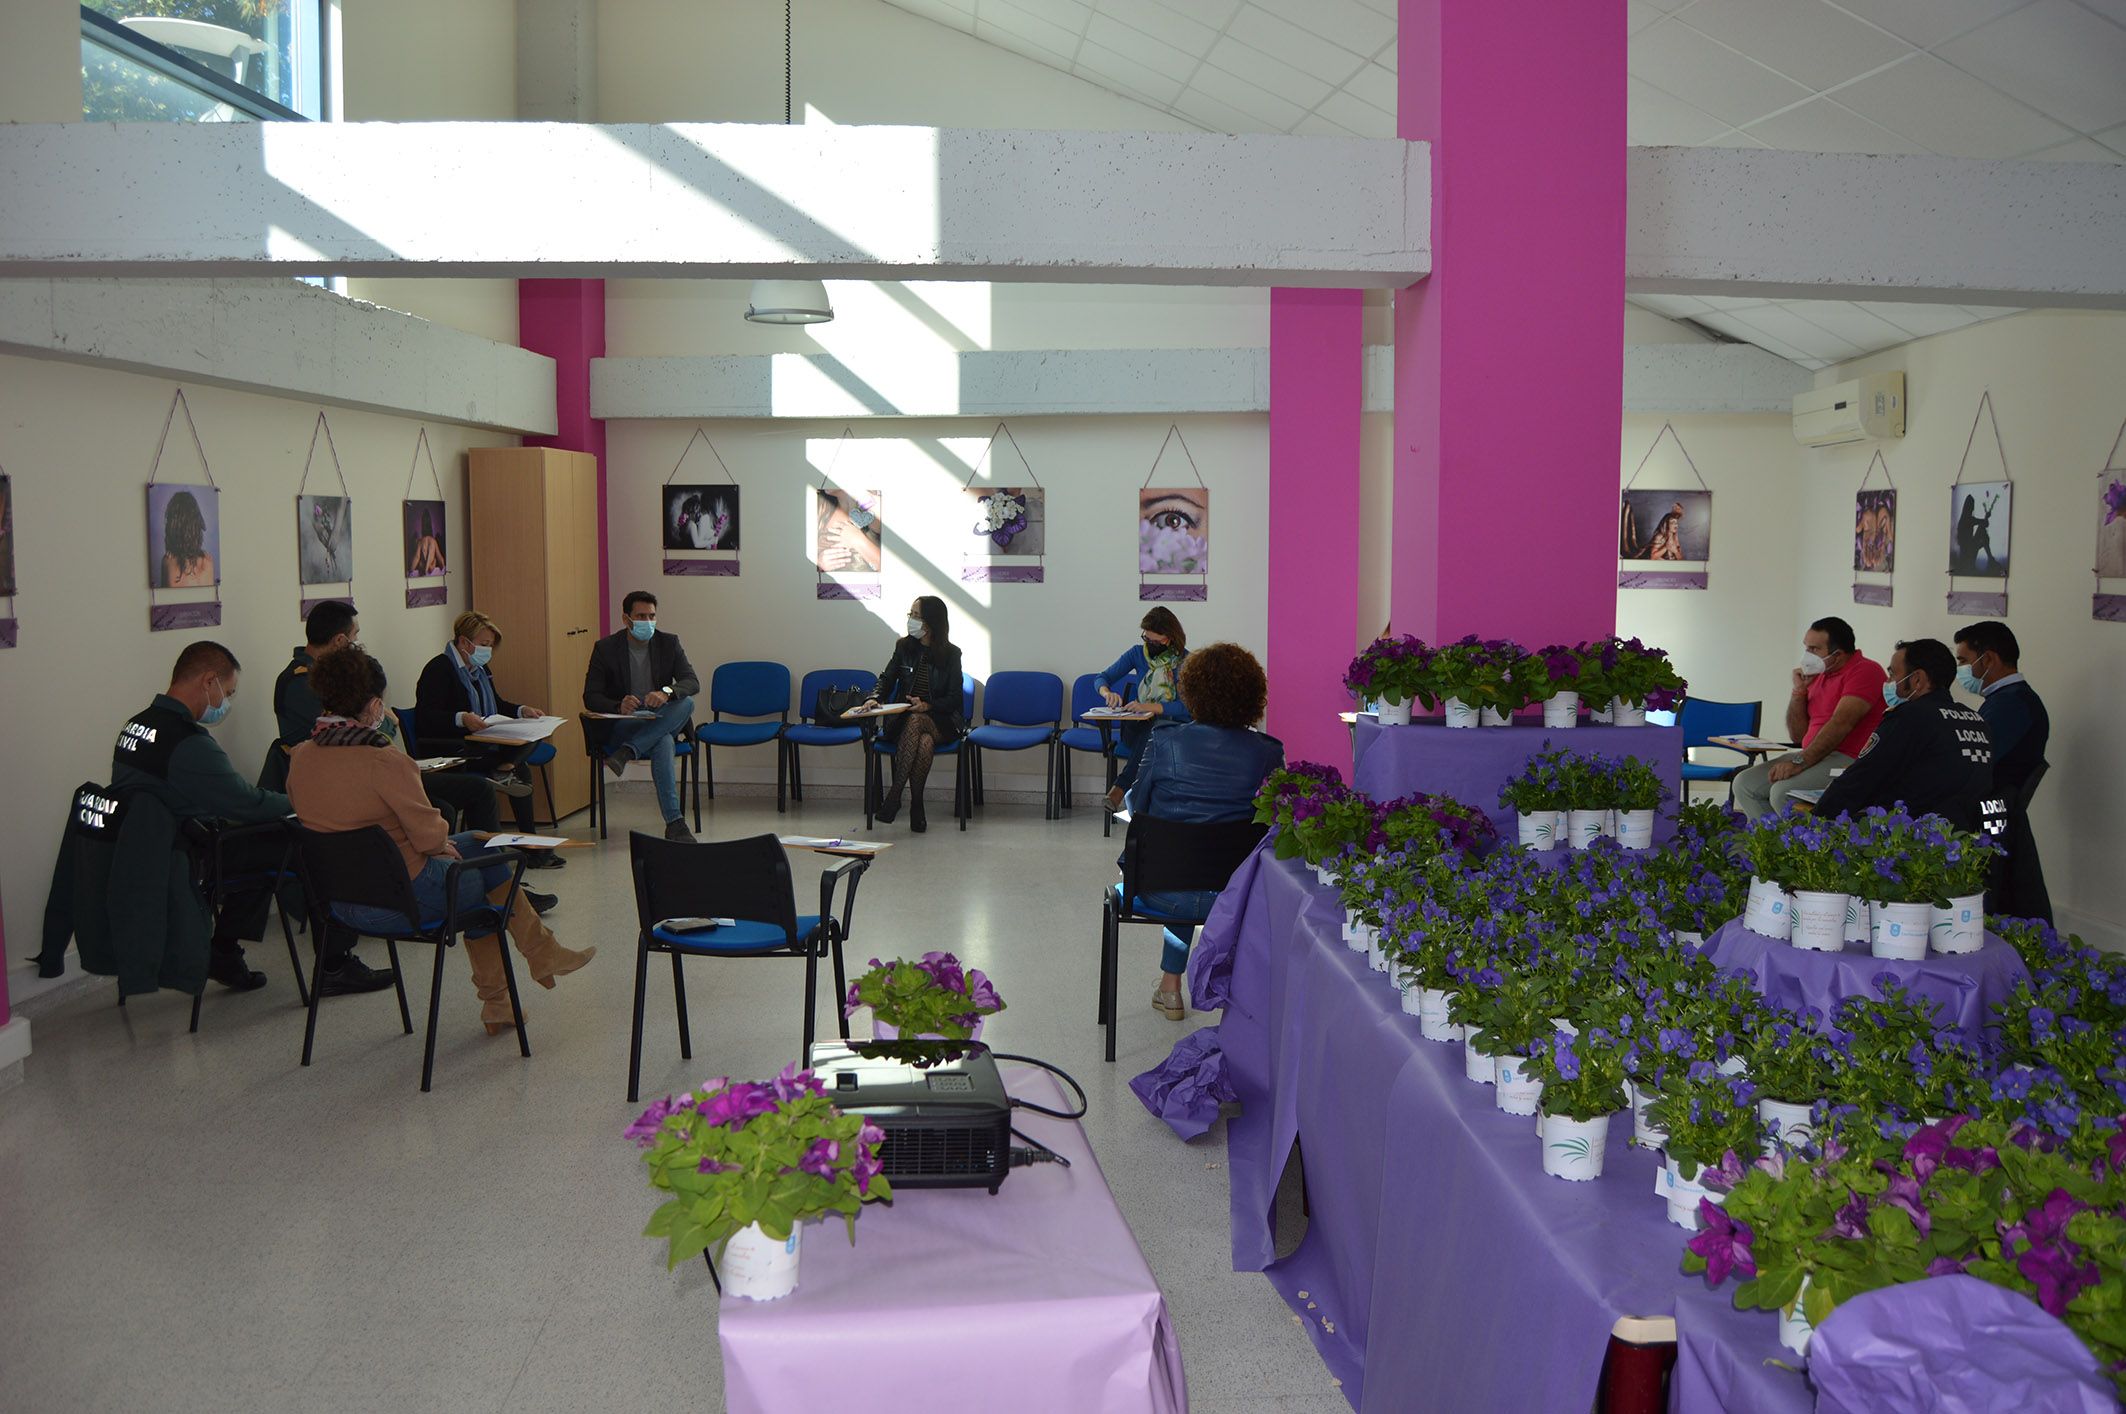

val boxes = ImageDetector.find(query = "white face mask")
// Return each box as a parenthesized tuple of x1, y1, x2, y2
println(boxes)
(1798, 651, 1828, 676)
(906, 616, 925, 637)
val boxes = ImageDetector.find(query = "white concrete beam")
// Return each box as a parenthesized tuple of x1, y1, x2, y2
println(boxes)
(594, 342, 1800, 419)
(0, 123, 1431, 287)
(1628, 147, 2126, 310)
(0, 279, 558, 434)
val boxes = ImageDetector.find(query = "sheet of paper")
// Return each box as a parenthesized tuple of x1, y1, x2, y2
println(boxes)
(584, 710, 657, 720)
(1078, 707, 1143, 720)
(778, 835, 891, 853)
(466, 715, 564, 744)
(1709, 734, 1795, 751)
(485, 833, 571, 849)
(415, 756, 467, 773)
(842, 702, 910, 718)
(1112, 808, 1133, 824)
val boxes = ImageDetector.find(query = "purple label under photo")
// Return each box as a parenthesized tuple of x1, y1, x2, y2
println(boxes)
(1617, 569, 1708, 590)
(1140, 582, 1207, 603)
(1947, 590, 2008, 615)
(1852, 583, 1893, 606)
(962, 565, 1044, 583)
(0, 618, 15, 648)
(818, 581, 881, 602)
(150, 601, 222, 631)
(2096, 593, 2126, 624)
(300, 596, 355, 618)
(663, 558, 740, 577)
(405, 584, 448, 608)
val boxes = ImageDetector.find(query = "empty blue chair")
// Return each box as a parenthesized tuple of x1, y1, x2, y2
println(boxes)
(968, 671, 1064, 821)
(1679, 697, 1763, 801)
(1058, 672, 1136, 835)
(695, 661, 791, 800)
(868, 673, 977, 831)
(780, 669, 876, 814)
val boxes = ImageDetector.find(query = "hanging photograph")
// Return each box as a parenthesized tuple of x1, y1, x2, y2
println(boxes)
(2099, 471, 2126, 577)
(298, 494, 353, 585)
(403, 500, 447, 579)
(1619, 489, 1711, 562)
(147, 483, 221, 589)
(665, 485, 740, 551)
(815, 487, 882, 600)
(964, 486, 1044, 583)
(1947, 482, 2011, 578)
(0, 472, 14, 598)
(1139, 486, 1208, 602)
(1854, 489, 1897, 573)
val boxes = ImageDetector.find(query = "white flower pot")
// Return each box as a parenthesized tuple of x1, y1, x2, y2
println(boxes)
(1399, 977, 1424, 1017)
(1542, 692, 1580, 728)
(1463, 1030, 1496, 1085)
(1589, 701, 1614, 724)
(1542, 1113, 1611, 1181)
(1615, 809, 1655, 849)
(1870, 900, 1933, 960)
(1419, 988, 1461, 1043)
(1494, 1054, 1543, 1116)
(1659, 1157, 1727, 1231)
(1341, 908, 1367, 951)
(1676, 930, 1705, 949)
(1610, 701, 1648, 727)
(1758, 1098, 1817, 1151)
(1743, 876, 1792, 940)
(722, 1221, 802, 1301)
(1516, 810, 1561, 851)
(1630, 1080, 1667, 1150)
(1931, 894, 1985, 955)
(1780, 1276, 1815, 1360)
(1789, 890, 1849, 952)
(1481, 706, 1511, 727)
(1443, 697, 1481, 729)
(1843, 894, 1871, 946)
(1368, 933, 1390, 973)
(1376, 698, 1412, 727)
(1566, 809, 1607, 851)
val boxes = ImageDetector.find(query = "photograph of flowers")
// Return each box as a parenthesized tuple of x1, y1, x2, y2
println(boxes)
(1140, 485, 1208, 601)
(2098, 472, 2126, 578)
(964, 486, 1044, 583)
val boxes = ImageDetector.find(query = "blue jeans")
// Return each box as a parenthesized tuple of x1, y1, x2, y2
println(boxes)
(1138, 888, 1216, 976)
(333, 832, 511, 939)
(606, 694, 696, 823)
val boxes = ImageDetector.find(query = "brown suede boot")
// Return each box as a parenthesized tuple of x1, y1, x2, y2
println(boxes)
(487, 882, 595, 990)
(463, 933, 519, 1036)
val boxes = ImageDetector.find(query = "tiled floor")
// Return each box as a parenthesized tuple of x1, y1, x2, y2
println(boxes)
(0, 785, 1346, 1412)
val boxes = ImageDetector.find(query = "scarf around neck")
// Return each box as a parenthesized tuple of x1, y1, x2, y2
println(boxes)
(312, 714, 392, 749)
(450, 642, 499, 718)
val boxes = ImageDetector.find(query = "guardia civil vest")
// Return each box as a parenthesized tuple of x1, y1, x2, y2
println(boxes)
(114, 698, 203, 781)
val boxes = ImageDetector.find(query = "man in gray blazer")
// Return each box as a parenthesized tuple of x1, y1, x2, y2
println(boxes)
(583, 590, 701, 840)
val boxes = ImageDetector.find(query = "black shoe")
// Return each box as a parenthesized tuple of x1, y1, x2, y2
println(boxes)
(525, 888, 559, 916)
(489, 773, 534, 799)
(523, 850, 566, 870)
(209, 959, 268, 992)
(316, 955, 396, 997)
(604, 746, 635, 779)
(909, 798, 927, 833)
(876, 793, 902, 825)
(664, 817, 695, 842)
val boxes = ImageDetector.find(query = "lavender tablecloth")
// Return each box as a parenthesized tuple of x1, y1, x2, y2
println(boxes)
(1700, 918, 2028, 1046)
(720, 1068, 1188, 1414)
(1190, 846, 1804, 1412)
(1350, 719, 1685, 839)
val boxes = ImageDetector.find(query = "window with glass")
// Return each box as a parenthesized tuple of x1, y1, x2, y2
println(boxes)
(81, 2, 328, 122)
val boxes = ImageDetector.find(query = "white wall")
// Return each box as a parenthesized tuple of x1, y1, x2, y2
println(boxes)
(604, 413, 1266, 790)
(1796, 309, 2126, 950)
(0, 353, 512, 967)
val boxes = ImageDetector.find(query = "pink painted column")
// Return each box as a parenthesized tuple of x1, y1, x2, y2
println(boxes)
(1392, 0, 1623, 646)
(518, 279, 611, 627)
(1267, 288, 1365, 774)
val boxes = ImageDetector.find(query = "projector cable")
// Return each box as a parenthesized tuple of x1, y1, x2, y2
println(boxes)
(987, 1052, 1089, 1121)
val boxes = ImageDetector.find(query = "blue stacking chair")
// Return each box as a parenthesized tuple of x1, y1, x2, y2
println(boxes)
(1057, 672, 1137, 836)
(867, 673, 977, 831)
(780, 669, 877, 814)
(1679, 697, 1762, 802)
(625, 831, 858, 1102)
(967, 671, 1065, 821)
(696, 662, 791, 801)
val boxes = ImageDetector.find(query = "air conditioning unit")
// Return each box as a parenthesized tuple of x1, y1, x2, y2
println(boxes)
(1793, 372, 1905, 447)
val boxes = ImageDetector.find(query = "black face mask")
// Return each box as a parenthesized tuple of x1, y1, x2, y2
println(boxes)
(1143, 637, 1165, 656)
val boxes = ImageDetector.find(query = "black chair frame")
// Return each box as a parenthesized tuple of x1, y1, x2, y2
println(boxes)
(128, 817, 308, 1033)
(862, 729, 974, 832)
(1098, 815, 1266, 1062)
(290, 825, 529, 1093)
(583, 715, 703, 840)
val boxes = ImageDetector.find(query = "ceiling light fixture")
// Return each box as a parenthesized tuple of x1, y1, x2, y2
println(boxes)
(746, 1, 832, 327)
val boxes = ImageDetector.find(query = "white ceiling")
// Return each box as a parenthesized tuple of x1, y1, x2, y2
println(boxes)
(879, 0, 2126, 369)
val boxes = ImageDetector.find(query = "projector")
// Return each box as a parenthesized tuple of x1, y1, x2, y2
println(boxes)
(807, 1038, 1014, 1194)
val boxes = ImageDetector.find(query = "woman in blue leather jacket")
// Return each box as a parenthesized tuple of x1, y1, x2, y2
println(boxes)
(1125, 642, 1284, 1020)
(1096, 606, 1191, 810)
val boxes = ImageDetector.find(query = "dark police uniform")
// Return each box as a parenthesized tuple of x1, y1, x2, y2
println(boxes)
(1814, 687, 2000, 835)
(1979, 676, 2052, 922)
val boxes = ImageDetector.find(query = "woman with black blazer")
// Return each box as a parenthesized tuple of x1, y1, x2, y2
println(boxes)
(865, 595, 963, 832)
(413, 610, 548, 843)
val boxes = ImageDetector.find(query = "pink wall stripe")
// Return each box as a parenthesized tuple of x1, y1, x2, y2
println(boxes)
(517, 279, 611, 628)
(1268, 288, 1364, 774)
(1392, 0, 1624, 648)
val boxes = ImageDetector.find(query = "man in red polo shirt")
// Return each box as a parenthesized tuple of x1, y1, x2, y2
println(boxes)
(1734, 616, 1886, 820)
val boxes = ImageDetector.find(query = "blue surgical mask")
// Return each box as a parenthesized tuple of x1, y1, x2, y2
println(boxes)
(1882, 674, 1911, 709)
(199, 683, 231, 726)
(470, 644, 494, 668)
(1955, 664, 1984, 695)
(630, 619, 656, 642)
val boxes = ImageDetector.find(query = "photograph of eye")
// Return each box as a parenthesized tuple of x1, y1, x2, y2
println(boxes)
(1139, 487, 1208, 574)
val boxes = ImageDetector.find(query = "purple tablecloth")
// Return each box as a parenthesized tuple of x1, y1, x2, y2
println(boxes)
(1351, 719, 1686, 840)
(1700, 918, 2028, 1046)
(1671, 1284, 1814, 1414)
(720, 1068, 1187, 1414)
(1195, 847, 1802, 1412)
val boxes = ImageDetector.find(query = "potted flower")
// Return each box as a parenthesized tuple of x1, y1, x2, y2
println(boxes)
(1388, 919, 1466, 1042)
(1644, 1068, 1762, 1230)
(1428, 634, 1523, 727)
(843, 952, 1004, 1041)
(1498, 751, 1566, 851)
(1554, 752, 1616, 851)
(1451, 964, 1554, 1112)
(1737, 815, 1795, 940)
(1610, 756, 1667, 849)
(1527, 1026, 1629, 1180)
(1378, 790, 1498, 860)
(1345, 634, 1434, 725)
(1775, 816, 1857, 952)
(1516, 643, 1590, 729)
(1583, 637, 1686, 725)
(1929, 824, 1998, 955)
(626, 1065, 892, 1300)
(1744, 1012, 1845, 1150)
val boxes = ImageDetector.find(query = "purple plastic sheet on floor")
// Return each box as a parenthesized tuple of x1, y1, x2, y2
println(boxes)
(1128, 1026, 1233, 1141)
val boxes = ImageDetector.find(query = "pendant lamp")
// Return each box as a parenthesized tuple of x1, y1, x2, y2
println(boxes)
(745, 2, 833, 327)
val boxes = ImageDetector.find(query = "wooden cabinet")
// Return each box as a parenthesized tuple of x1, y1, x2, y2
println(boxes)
(469, 447, 601, 822)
